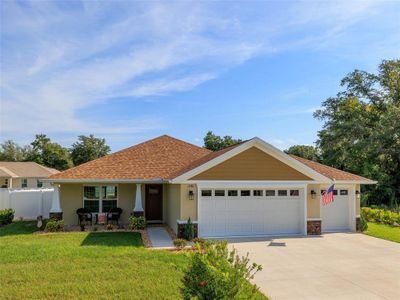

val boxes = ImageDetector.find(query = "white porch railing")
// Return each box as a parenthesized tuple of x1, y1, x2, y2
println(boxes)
(0, 188, 54, 220)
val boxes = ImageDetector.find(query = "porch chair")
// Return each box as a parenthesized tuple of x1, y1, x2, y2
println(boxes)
(107, 207, 123, 225)
(76, 207, 93, 226)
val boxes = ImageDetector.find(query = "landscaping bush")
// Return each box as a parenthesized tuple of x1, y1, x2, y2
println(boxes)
(128, 216, 146, 230)
(44, 219, 64, 232)
(183, 217, 194, 241)
(192, 237, 206, 247)
(361, 207, 399, 226)
(182, 240, 262, 300)
(359, 212, 368, 232)
(173, 238, 187, 250)
(0, 209, 14, 225)
(106, 223, 114, 230)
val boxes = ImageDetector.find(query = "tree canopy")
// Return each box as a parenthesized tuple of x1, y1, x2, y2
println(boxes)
(70, 135, 111, 166)
(285, 145, 320, 162)
(314, 59, 400, 207)
(203, 131, 242, 151)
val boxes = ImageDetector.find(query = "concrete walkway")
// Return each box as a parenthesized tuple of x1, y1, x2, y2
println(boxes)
(147, 226, 174, 248)
(231, 233, 400, 300)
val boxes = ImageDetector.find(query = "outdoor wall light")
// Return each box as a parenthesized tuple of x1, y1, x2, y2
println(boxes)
(356, 190, 361, 199)
(311, 190, 317, 199)
(188, 190, 194, 200)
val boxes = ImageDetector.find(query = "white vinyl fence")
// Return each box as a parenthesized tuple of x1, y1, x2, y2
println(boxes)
(0, 188, 54, 220)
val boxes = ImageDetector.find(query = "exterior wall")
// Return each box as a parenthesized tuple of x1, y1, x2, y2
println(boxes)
(9, 177, 51, 188)
(180, 184, 198, 221)
(60, 183, 83, 226)
(307, 184, 321, 218)
(165, 184, 181, 233)
(118, 184, 136, 224)
(191, 147, 312, 181)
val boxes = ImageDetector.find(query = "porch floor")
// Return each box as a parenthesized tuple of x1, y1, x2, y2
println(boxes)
(147, 226, 174, 248)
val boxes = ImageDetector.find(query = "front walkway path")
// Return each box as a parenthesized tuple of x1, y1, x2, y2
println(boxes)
(147, 226, 174, 248)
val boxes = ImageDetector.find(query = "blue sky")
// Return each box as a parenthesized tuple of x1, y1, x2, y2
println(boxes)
(1, 1, 399, 151)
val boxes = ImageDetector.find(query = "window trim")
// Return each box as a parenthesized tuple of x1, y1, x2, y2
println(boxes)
(83, 185, 118, 214)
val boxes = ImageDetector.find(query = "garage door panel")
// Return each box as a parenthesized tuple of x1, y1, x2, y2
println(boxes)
(199, 189, 303, 237)
(321, 195, 350, 232)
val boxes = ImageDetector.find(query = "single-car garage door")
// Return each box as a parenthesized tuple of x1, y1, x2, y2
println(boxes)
(199, 188, 304, 238)
(321, 189, 351, 232)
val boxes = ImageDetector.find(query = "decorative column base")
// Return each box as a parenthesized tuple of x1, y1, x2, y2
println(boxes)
(49, 212, 63, 220)
(356, 216, 361, 232)
(177, 220, 198, 239)
(307, 219, 321, 235)
(132, 211, 144, 217)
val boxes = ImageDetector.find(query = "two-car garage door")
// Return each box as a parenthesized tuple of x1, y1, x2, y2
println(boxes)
(199, 188, 304, 238)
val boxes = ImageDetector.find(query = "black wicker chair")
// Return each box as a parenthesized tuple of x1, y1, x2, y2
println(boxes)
(106, 207, 123, 225)
(76, 207, 93, 226)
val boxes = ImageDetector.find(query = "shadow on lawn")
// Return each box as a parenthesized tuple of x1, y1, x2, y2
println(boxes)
(0, 221, 38, 237)
(80, 232, 143, 247)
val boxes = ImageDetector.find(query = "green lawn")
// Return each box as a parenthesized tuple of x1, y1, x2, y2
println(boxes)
(0, 222, 266, 299)
(365, 222, 400, 243)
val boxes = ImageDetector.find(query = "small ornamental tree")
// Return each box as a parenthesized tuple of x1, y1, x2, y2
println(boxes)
(183, 217, 194, 241)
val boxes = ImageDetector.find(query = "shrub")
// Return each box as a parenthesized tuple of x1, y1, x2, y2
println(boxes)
(182, 240, 262, 300)
(173, 238, 187, 250)
(44, 219, 64, 232)
(0, 209, 14, 225)
(192, 237, 206, 247)
(128, 216, 146, 230)
(359, 212, 368, 232)
(361, 207, 400, 226)
(106, 223, 114, 231)
(183, 218, 194, 241)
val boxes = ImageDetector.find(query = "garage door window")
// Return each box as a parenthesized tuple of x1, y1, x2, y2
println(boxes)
(265, 190, 275, 196)
(333, 190, 338, 195)
(201, 190, 212, 197)
(340, 190, 348, 195)
(290, 190, 299, 196)
(278, 190, 288, 196)
(228, 190, 238, 197)
(215, 190, 225, 197)
(241, 190, 251, 196)
(253, 190, 263, 196)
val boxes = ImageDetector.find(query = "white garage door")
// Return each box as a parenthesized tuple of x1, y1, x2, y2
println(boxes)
(199, 188, 304, 238)
(321, 189, 350, 232)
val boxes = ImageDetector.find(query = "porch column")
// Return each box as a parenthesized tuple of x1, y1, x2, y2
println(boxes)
(133, 183, 144, 217)
(49, 184, 63, 220)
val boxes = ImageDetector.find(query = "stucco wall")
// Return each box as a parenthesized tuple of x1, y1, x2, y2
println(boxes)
(118, 184, 136, 224)
(165, 184, 181, 233)
(356, 183, 361, 215)
(180, 184, 198, 221)
(191, 147, 312, 181)
(307, 184, 321, 219)
(60, 183, 83, 226)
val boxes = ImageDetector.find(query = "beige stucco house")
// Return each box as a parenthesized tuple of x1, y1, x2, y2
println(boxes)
(47, 135, 375, 237)
(0, 162, 59, 189)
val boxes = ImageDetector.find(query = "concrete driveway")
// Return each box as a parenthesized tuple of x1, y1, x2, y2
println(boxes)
(230, 233, 400, 300)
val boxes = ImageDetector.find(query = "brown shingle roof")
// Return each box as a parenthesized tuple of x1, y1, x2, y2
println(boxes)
(49, 135, 372, 182)
(290, 155, 373, 182)
(0, 162, 59, 178)
(50, 135, 211, 180)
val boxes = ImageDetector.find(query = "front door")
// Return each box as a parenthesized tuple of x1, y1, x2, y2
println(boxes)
(145, 184, 163, 221)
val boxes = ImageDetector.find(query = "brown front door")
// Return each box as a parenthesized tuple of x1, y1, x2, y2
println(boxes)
(145, 184, 163, 221)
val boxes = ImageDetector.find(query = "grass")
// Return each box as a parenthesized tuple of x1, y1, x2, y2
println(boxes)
(365, 222, 400, 243)
(0, 222, 267, 299)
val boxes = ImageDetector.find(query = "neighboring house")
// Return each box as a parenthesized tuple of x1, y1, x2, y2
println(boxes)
(0, 162, 59, 189)
(48, 135, 375, 237)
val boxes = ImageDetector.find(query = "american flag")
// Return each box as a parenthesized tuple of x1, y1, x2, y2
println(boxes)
(322, 184, 335, 206)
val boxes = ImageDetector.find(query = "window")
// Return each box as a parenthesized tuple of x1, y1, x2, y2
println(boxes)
(340, 190, 348, 195)
(253, 190, 263, 196)
(228, 190, 238, 197)
(278, 190, 288, 196)
(290, 190, 299, 196)
(84, 186, 117, 213)
(333, 190, 338, 195)
(201, 190, 212, 197)
(265, 190, 275, 196)
(241, 190, 251, 196)
(21, 178, 28, 188)
(214, 190, 225, 197)
(37, 179, 43, 188)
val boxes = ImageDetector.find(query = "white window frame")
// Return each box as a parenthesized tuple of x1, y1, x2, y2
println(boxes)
(21, 178, 28, 188)
(83, 185, 118, 214)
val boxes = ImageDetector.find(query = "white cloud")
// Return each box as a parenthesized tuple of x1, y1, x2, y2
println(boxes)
(0, 0, 398, 146)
